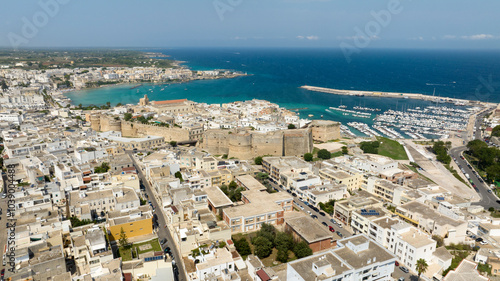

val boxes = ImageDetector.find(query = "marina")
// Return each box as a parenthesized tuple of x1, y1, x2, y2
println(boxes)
(334, 104, 482, 140)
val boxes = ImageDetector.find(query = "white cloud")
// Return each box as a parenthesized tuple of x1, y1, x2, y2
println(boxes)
(409, 36, 424, 41)
(297, 35, 319, 40)
(462, 34, 494, 40)
(443, 34, 497, 40)
(337, 35, 379, 41)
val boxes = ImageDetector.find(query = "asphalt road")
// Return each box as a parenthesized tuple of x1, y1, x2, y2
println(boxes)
(448, 108, 499, 208)
(449, 147, 497, 208)
(126, 152, 185, 281)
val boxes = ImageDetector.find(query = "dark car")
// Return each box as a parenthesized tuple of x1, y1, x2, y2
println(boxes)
(311, 215, 318, 219)
(160, 238, 167, 245)
(476, 237, 483, 242)
(319, 211, 326, 216)
(1, 268, 4, 277)
(400, 266, 409, 273)
(336, 231, 343, 237)
(164, 247, 171, 253)
(322, 222, 328, 227)
(291, 193, 297, 197)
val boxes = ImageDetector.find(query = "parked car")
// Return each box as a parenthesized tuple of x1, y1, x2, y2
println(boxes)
(400, 266, 409, 273)
(480, 241, 488, 245)
(311, 215, 318, 219)
(330, 219, 336, 224)
(336, 231, 343, 237)
(164, 247, 171, 253)
(322, 222, 328, 227)
(476, 237, 484, 242)
(395, 261, 399, 266)
(398, 278, 405, 281)
(160, 238, 167, 245)
(319, 211, 326, 216)
(329, 226, 335, 232)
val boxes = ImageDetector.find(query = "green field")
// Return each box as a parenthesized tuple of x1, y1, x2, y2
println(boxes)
(376, 137, 409, 160)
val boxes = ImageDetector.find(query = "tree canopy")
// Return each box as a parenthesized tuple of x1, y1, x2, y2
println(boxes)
(317, 149, 332, 160)
(303, 153, 313, 162)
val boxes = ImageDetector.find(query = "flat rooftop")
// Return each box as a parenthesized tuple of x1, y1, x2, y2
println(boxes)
(286, 215, 333, 243)
(203, 186, 234, 208)
(236, 175, 266, 191)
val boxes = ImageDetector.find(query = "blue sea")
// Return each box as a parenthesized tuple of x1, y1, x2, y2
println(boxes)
(66, 48, 500, 127)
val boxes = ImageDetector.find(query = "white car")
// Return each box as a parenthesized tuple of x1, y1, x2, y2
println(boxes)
(480, 241, 488, 245)
(337, 224, 343, 228)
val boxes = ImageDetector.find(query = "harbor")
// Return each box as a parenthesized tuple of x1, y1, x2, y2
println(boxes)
(330, 103, 482, 140)
(301, 85, 487, 106)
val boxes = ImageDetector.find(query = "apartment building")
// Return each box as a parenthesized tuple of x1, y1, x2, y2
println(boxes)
(287, 234, 397, 281)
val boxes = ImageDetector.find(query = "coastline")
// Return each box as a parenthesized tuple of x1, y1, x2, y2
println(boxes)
(300, 85, 495, 107)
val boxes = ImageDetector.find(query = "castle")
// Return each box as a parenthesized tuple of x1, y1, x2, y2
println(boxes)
(199, 129, 312, 159)
(88, 111, 340, 160)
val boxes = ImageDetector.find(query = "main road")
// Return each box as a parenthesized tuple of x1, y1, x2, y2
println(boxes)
(126, 151, 186, 281)
(450, 108, 498, 208)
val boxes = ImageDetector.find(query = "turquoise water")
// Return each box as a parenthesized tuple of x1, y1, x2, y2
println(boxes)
(65, 48, 500, 124)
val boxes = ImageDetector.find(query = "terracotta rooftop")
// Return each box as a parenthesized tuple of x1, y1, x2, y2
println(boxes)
(152, 99, 187, 105)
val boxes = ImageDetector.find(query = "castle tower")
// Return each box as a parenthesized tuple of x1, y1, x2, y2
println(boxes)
(139, 94, 149, 106)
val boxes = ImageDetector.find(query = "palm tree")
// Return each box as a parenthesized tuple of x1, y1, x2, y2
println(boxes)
(416, 258, 429, 280)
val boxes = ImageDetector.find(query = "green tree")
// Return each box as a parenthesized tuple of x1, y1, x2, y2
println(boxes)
(288, 124, 296, 129)
(342, 146, 348, 155)
(304, 153, 313, 162)
(119, 227, 129, 249)
(275, 232, 293, 252)
(253, 236, 273, 259)
(257, 223, 276, 247)
(492, 125, 500, 137)
(317, 149, 332, 160)
(175, 171, 183, 182)
(124, 113, 133, 121)
(116, 102, 123, 107)
(416, 258, 429, 281)
(234, 238, 251, 258)
(486, 164, 500, 182)
(293, 241, 313, 259)
(229, 181, 238, 190)
(254, 156, 263, 165)
(170, 141, 177, 147)
(276, 247, 289, 263)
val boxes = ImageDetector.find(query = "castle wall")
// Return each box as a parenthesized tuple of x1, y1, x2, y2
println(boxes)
(228, 132, 253, 159)
(100, 115, 122, 132)
(310, 120, 341, 142)
(251, 131, 283, 157)
(201, 128, 313, 160)
(90, 114, 101, 131)
(283, 129, 313, 156)
(201, 130, 230, 155)
(89, 114, 190, 141)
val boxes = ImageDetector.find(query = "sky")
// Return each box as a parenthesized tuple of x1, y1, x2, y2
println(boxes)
(1, 0, 500, 49)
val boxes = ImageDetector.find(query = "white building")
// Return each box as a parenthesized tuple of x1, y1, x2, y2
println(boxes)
(287, 234, 396, 281)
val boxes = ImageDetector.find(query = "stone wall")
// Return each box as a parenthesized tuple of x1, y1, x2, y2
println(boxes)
(310, 120, 341, 142)
(200, 128, 313, 159)
(251, 131, 284, 157)
(284, 129, 313, 156)
(90, 114, 190, 141)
